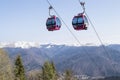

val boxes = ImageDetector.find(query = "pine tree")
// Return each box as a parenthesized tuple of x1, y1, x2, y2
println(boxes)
(14, 55, 26, 80)
(41, 61, 57, 80)
(51, 61, 58, 80)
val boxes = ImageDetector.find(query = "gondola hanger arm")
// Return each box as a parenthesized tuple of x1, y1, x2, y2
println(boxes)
(78, 0, 85, 14)
(49, 6, 53, 17)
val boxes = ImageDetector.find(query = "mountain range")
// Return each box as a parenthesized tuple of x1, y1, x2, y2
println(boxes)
(1, 42, 120, 77)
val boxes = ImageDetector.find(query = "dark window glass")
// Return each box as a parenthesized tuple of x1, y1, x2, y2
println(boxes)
(46, 19, 55, 26)
(78, 17, 84, 24)
(72, 18, 78, 25)
(56, 18, 61, 26)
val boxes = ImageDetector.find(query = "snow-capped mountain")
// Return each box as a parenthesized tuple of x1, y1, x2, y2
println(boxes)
(0, 41, 41, 48)
(1, 41, 120, 77)
(0, 41, 100, 48)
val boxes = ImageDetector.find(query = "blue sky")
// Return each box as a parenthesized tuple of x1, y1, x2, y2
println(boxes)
(0, 0, 120, 44)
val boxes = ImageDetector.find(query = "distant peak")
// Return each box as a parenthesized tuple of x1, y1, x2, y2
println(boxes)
(0, 41, 118, 48)
(0, 41, 41, 48)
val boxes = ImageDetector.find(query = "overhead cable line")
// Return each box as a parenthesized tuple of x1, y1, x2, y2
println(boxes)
(46, 0, 85, 47)
(85, 12, 112, 59)
(84, 9, 118, 75)
(46, 0, 104, 75)
(78, 0, 112, 60)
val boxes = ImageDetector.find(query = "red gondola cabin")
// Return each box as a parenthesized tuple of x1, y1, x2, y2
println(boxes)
(46, 16, 61, 31)
(72, 13, 89, 30)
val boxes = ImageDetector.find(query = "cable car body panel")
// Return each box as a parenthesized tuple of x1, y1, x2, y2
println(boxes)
(72, 13, 89, 30)
(46, 16, 61, 31)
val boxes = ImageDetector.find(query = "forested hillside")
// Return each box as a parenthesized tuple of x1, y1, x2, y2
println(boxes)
(3, 44, 120, 77)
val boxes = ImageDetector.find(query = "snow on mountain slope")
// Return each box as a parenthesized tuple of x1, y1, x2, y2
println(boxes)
(0, 41, 101, 48)
(0, 41, 41, 48)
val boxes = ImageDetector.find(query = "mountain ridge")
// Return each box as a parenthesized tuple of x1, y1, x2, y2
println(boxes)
(1, 42, 120, 77)
(0, 41, 111, 48)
